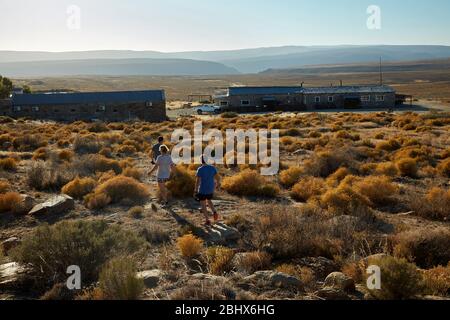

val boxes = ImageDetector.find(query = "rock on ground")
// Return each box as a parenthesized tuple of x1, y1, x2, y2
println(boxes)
(324, 272, 355, 293)
(28, 195, 75, 216)
(0, 262, 27, 290)
(315, 287, 351, 300)
(137, 269, 164, 289)
(204, 223, 240, 245)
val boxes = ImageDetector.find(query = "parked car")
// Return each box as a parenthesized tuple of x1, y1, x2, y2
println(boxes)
(194, 105, 222, 115)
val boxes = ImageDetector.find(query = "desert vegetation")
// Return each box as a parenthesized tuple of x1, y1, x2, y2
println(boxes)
(0, 110, 449, 300)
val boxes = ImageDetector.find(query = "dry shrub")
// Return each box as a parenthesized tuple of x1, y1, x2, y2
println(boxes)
(410, 187, 450, 221)
(252, 205, 342, 260)
(303, 149, 354, 178)
(235, 251, 272, 274)
(0, 192, 22, 213)
(326, 167, 350, 187)
(396, 158, 418, 178)
(62, 177, 96, 200)
(170, 278, 239, 300)
(355, 175, 398, 206)
(10, 220, 144, 291)
(117, 145, 137, 155)
(13, 134, 46, 151)
(279, 166, 304, 188)
(91, 176, 150, 206)
(422, 265, 450, 296)
(376, 139, 401, 152)
(0, 180, 10, 194)
(27, 161, 74, 191)
(128, 206, 144, 219)
(320, 184, 371, 216)
(84, 193, 112, 210)
(97, 170, 117, 184)
(222, 169, 279, 198)
(97, 256, 144, 300)
(177, 234, 203, 259)
(375, 162, 399, 177)
(0, 157, 18, 171)
(205, 247, 235, 275)
(366, 256, 423, 300)
(438, 158, 450, 178)
(58, 149, 74, 162)
(275, 264, 316, 289)
(291, 177, 326, 202)
(73, 135, 101, 155)
(99, 147, 113, 158)
(166, 166, 196, 198)
(87, 122, 109, 133)
(393, 228, 450, 269)
(123, 167, 143, 181)
(32, 147, 49, 161)
(141, 224, 171, 245)
(73, 154, 122, 176)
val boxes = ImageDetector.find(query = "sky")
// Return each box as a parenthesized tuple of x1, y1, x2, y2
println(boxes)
(0, 0, 449, 52)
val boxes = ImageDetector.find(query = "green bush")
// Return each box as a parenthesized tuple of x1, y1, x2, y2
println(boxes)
(98, 257, 144, 300)
(11, 220, 145, 291)
(367, 256, 423, 300)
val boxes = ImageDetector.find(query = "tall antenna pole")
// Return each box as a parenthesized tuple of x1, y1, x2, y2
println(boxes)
(379, 57, 383, 86)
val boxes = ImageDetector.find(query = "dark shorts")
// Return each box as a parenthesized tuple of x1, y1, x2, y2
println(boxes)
(157, 178, 170, 183)
(196, 194, 214, 201)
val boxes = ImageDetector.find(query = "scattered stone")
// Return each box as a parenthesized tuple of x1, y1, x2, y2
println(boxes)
(0, 262, 27, 290)
(191, 273, 228, 283)
(1, 237, 21, 255)
(324, 272, 355, 292)
(137, 269, 163, 289)
(315, 287, 350, 300)
(28, 195, 75, 216)
(244, 271, 303, 289)
(204, 223, 240, 245)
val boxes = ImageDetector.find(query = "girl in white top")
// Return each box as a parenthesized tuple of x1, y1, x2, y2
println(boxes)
(148, 145, 175, 206)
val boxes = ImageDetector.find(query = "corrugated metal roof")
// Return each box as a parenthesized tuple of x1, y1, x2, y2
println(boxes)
(227, 85, 394, 96)
(12, 90, 165, 106)
(303, 85, 395, 94)
(228, 86, 302, 95)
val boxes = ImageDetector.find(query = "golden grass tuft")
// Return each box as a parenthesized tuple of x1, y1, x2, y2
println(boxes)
(279, 166, 304, 188)
(0, 157, 18, 171)
(62, 177, 97, 200)
(166, 166, 196, 198)
(177, 234, 203, 259)
(222, 169, 279, 198)
(291, 177, 326, 202)
(0, 192, 22, 213)
(396, 158, 418, 178)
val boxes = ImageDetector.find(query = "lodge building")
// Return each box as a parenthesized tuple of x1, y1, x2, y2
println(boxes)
(1, 90, 167, 122)
(214, 85, 397, 112)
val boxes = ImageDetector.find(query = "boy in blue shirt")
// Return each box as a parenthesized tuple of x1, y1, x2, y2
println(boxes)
(195, 155, 220, 226)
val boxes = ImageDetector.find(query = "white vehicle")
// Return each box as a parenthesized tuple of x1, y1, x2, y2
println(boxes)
(194, 105, 221, 115)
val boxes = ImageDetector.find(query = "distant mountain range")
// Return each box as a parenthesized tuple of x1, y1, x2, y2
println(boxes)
(1, 45, 450, 76)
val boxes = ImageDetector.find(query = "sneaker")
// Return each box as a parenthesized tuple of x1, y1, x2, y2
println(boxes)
(213, 212, 220, 222)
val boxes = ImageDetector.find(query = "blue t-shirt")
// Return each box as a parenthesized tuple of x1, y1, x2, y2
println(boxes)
(196, 165, 218, 195)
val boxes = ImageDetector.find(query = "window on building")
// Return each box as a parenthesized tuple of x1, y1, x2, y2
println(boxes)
(361, 96, 371, 102)
(54, 109, 59, 113)
(71, 109, 76, 113)
(146, 101, 153, 107)
(32, 106, 39, 112)
(220, 101, 229, 107)
(376, 95, 385, 102)
(241, 100, 250, 106)
(98, 105, 106, 111)
(328, 96, 334, 103)
(113, 109, 118, 113)
(13, 106, 21, 112)
(315, 96, 321, 103)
